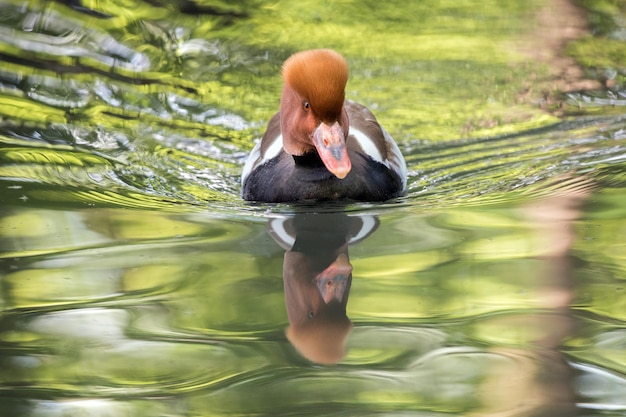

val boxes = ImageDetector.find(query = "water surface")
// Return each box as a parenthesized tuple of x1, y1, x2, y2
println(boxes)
(1, 1, 625, 416)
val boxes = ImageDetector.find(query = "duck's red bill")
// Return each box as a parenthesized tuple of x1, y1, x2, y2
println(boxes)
(313, 122, 351, 179)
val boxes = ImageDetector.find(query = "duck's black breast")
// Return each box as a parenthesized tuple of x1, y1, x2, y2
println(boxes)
(241, 149, 404, 203)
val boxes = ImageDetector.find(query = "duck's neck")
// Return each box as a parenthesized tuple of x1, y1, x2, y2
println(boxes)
(292, 151, 326, 169)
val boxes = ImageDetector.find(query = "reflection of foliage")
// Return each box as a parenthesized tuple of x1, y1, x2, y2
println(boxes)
(569, 0, 626, 77)
(0, 0, 563, 145)
(576, 0, 626, 36)
(567, 37, 626, 74)
(0, 0, 623, 209)
(0, 3, 624, 415)
(1, 184, 625, 414)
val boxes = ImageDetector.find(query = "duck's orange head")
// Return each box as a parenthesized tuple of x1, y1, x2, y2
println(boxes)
(280, 49, 351, 179)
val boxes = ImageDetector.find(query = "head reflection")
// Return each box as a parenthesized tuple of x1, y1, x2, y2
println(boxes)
(268, 212, 378, 365)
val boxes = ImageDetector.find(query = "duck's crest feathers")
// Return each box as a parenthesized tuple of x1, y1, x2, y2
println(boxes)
(282, 49, 348, 117)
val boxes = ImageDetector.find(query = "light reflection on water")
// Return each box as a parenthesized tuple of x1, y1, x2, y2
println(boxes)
(1, 1, 626, 416)
(2, 180, 625, 416)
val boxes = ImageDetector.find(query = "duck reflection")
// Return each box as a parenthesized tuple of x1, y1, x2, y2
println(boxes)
(267, 212, 378, 364)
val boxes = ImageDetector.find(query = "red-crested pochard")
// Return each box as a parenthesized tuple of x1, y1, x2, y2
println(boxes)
(241, 49, 407, 202)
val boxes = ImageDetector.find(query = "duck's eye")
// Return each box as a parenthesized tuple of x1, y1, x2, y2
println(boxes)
(302, 100, 310, 111)
(308, 311, 314, 319)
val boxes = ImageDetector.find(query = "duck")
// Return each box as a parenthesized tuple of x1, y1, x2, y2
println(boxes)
(241, 49, 407, 203)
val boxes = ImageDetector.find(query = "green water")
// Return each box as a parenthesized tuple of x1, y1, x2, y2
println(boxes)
(1, 1, 626, 416)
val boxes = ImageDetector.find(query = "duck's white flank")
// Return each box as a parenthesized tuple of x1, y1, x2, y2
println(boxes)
(350, 126, 407, 191)
(241, 134, 283, 185)
(349, 127, 383, 163)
